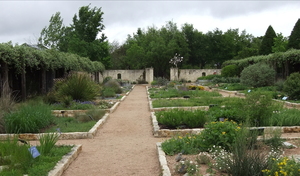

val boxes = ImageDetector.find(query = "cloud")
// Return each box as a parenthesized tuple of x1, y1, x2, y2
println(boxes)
(0, 1, 299, 45)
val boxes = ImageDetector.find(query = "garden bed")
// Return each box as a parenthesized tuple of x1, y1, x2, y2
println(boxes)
(0, 113, 110, 140)
(0, 144, 82, 176)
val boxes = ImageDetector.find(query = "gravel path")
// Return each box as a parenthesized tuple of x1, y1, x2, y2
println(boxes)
(59, 85, 165, 176)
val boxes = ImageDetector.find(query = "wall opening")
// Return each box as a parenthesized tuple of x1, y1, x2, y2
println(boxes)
(117, 73, 121, 79)
(202, 72, 206, 77)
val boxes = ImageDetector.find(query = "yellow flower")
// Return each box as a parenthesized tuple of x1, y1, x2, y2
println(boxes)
(178, 136, 182, 139)
(222, 132, 226, 135)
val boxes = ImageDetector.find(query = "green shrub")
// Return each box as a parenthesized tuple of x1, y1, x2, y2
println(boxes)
(240, 63, 276, 87)
(103, 79, 122, 94)
(39, 133, 60, 155)
(197, 74, 222, 80)
(199, 120, 241, 151)
(264, 157, 300, 176)
(221, 65, 239, 77)
(283, 72, 300, 100)
(56, 73, 100, 102)
(155, 109, 208, 129)
(212, 77, 240, 84)
(244, 91, 282, 126)
(102, 88, 116, 97)
(152, 77, 169, 86)
(4, 102, 54, 133)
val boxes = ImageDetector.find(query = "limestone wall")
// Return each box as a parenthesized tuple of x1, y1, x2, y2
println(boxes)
(99, 68, 154, 84)
(170, 68, 221, 82)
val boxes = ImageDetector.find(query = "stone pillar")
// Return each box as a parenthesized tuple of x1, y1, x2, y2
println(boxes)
(145, 68, 153, 84)
(170, 67, 179, 81)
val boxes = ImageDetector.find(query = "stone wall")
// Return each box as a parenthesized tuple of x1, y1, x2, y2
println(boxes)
(170, 68, 221, 82)
(98, 68, 153, 83)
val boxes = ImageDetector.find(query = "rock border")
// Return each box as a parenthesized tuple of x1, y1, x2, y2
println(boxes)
(48, 144, 82, 176)
(0, 86, 135, 141)
(156, 142, 171, 176)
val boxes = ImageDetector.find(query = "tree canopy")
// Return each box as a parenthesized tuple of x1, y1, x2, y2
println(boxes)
(288, 18, 300, 49)
(259, 25, 277, 55)
(39, 5, 110, 68)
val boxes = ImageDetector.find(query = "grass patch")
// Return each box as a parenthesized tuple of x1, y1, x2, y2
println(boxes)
(45, 109, 106, 133)
(0, 138, 72, 176)
(149, 87, 221, 99)
(152, 97, 241, 108)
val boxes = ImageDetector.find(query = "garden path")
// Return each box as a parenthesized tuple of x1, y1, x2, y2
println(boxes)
(58, 85, 166, 176)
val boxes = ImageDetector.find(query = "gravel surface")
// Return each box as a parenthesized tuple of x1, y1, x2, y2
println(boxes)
(59, 85, 166, 176)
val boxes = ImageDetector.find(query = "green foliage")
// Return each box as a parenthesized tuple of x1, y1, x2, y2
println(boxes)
(268, 108, 300, 126)
(287, 18, 300, 49)
(39, 133, 60, 155)
(161, 134, 203, 155)
(259, 25, 277, 55)
(38, 12, 64, 50)
(212, 128, 271, 176)
(221, 64, 239, 77)
(56, 73, 100, 102)
(283, 72, 300, 100)
(155, 109, 208, 129)
(199, 120, 241, 151)
(211, 77, 240, 84)
(197, 74, 222, 80)
(103, 79, 122, 96)
(152, 97, 241, 108)
(175, 159, 199, 175)
(243, 91, 282, 126)
(263, 157, 300, 176)
(218, 83, 247, 90)
(0, 138, 72, 175)
(4, 102, 54, 133)
(272, 33, 288, 53)
(240, 63, 276, 87)
(151, 77, 169, 86)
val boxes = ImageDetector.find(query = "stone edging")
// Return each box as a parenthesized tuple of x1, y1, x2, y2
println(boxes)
(151, 112, 204, 138)
(48, 144, 82, 176)
(156, 142, 171, 176)
(0, 86, 135, 141)
(0, 113, 110, 140)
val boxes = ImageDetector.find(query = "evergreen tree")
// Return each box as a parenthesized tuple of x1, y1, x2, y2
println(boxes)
(287, 18, 300, 49)
(259, 25, 277, 55)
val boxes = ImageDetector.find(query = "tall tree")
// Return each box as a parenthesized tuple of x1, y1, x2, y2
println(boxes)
(259, 25, 277, 55)
(272, 33, 288, 52)
(38, 12, 64, 49)
(287, 18, 300, 49)
(60, 5, 110, 67)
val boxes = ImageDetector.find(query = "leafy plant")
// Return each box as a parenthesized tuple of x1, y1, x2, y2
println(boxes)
(175, 159, 199, 175)
(240, 63, 276, 88)
(156, 109, 208, 129)
(283, 72, 300, 100)
(221, 64, 240, 77)
(39, 132, 60, 155)
(198, 120, 241, 151)
(263, 157, 300, 176)
(4, 102, 54, 133)
(56, 73, 100, 102)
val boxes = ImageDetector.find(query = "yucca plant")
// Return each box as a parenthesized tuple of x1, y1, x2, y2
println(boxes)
(56, 73, 100, 102)
(39, 133, 60, 155)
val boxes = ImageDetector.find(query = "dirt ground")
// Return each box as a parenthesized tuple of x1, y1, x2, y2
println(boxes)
(56, 85, 300, 176)
(58, 85, 166, 176)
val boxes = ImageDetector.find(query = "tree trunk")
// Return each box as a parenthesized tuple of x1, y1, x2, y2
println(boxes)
(1, 61, 9, 97)
(21, 62, 26, 101)
(41, 68, 46, 94)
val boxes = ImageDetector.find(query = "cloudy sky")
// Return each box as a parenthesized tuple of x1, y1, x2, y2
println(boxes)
(0, 1, 299, 45)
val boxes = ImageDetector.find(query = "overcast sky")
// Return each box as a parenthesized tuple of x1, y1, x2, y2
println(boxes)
(0, 1, 299, 45)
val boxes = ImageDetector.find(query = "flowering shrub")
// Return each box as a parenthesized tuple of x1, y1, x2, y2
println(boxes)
(161, 135, 203, 155)
(175, 159, 199, 175)
(263, 157, 300, 176)
(188, 85, 205, 90)
(199, 120, 241, 151)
